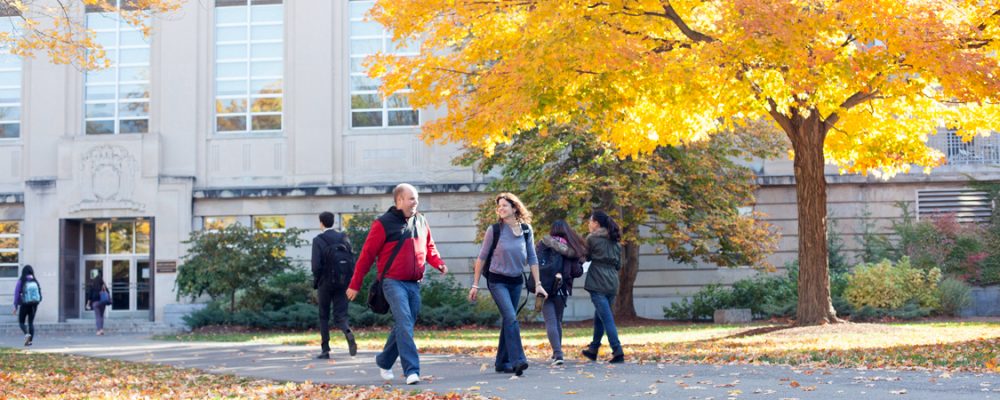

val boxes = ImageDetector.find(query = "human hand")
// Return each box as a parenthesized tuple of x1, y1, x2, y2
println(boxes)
(535, 286, 548, 298)
(468, 286, 479, 302)
(439, 264, 448, 275)
(346, 288, 358, 301)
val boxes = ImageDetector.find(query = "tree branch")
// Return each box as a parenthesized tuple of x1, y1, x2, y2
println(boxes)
(660, 1, 717, 43)
(823, 90, 881, 127)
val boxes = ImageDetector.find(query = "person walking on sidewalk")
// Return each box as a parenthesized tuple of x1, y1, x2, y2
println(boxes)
(346, 183, 448, 385)
(86, 272, 110, 335)
(535, 220, 586, 365)
(468, 192, 547, 376)
(582, 211, 625, 364)
(12, 265, 42, 346)
(311, 211, 358, 359)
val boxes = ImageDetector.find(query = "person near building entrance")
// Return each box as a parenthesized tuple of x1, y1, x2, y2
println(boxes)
(311, 211, 357, 359)
(467, 192, 547, 377)
(582, 210, 625, 364)
(12, 265, 42, 346)
(346, 183, 448, 385)
(86, 272, 110, 336)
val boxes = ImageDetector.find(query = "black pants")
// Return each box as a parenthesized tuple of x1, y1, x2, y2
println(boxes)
(18, 304, 37, 336)
(317, 284, 351, 353)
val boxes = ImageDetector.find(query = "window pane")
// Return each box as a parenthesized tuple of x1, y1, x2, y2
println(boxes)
(0, 55, 20, 68)
(0, 237, 16, 248)
(119, 30, 148, 46)
(86, 85, 115, 101)
(352, 111, 382, 127)
(393, 39, 420, 54)
(251, 114, 281, 130)
(216, 80, 247, 96)
(253, 215, 284, 230)
(217, 116, 247, 131)
(0, 71, 17, 86)
(0, 105, 18, 120)
(250, 42, 281, 59)
(351, 38, 381, 55)
(216, 62, 247, 79)
(350, 75, 379, 91)
(135, 220, 150, 254)
(386, 93, 410, 108)
(0, 251, 16, 263)
(118, 101, 148, 117)
(216, 98, 247, 113)
(119, 65, 149, 82)
(112, 259, 129, 309)
(217, 43, 247, 60)
(215, 5, 247, 24)
(0, 221, 18, 234)
(350, 57, 365, 73)
(204, 216, 236, 230)
(94, 31, 116, 47)
(86, 120, 115, 135)
(350, 21, 382, 37)
(250, 4, 282, 23)
(0, 88, 18, 104)
(119, 119, 148, 134)
(388, 110, 419, 126)
(109, 221, 133, 254)
(351, 94, 380, 109)
(250, 24, 281, 41)
(86, 103, 115, 118)
(0, 123, 18, 138)
(82, 222, 108, 254)
(118, 47, 149, 64)
(0, 265, 16, 278)
(250, 60, 281, 77)
(250, 96, 281, 112)
(119, 83, 149, 99)
(87, 13, 118, 30)
(137, 260, 150, 310)
(86, 68, 116, 83)
(349, 2, 371, 20)
(216, 25, 247, 42)
(250, 78, 281, 95)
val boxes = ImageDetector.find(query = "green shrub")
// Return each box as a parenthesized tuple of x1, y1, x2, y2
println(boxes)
(852, 302, 932, 321)
(239, 269, 316, 311)
(937, 277, 973, 316)
(844, 257, 941, 310)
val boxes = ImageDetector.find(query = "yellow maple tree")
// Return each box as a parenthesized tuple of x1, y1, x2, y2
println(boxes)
(367, 0, 1000, 325)
(0, 0, 182, 69)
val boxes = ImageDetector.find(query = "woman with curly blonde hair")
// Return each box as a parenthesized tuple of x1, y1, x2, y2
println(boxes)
(469, 192, 547, 376)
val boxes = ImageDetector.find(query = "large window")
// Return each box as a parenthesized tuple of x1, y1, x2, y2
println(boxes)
(203, 216, 237, 231)
(84, 2, 151, 135)
(0, 14, 21, 139)
(214, 0, 283, 134)
(349, 0, 419, 128)
(0, 221, 19, 278)
(82, 220, 151, 255)
(252, 215, 285, 233)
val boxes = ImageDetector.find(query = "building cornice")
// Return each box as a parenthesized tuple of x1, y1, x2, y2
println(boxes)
(757, 170, 1000, 187)
(192, 183, 490, 199)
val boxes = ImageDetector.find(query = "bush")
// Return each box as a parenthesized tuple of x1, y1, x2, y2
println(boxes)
(239, 269, 316, 311)
(852, 302, 932, 321)
(844, 257, 941, 310)
(937, 277, 973, 316)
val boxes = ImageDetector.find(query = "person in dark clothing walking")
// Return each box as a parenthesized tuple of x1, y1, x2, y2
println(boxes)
(535, 220, 587, 365)
(12, 265, 41, 346)
(582, 211, 625, 364)
(86, 273, 110, 335)
(311, 211, 357, 359)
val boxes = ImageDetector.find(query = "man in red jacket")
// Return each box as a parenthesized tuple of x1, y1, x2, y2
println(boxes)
(346, 183, 448, 385)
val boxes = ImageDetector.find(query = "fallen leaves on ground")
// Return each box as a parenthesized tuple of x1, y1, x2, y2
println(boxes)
(0, 348, 491, 399)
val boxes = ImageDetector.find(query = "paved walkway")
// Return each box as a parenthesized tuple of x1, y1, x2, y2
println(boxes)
(4, 332, 1000, 399)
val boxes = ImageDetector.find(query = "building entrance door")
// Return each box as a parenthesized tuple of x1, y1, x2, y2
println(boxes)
(80, 220, 151, 318)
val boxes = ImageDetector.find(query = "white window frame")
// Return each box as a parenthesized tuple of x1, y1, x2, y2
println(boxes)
(0, 16, 21, 140)
(83, 2, 151, 135)
(348, 0, 420, 129)
(0, 221, 20, 278)
(214, 0, 284, 135)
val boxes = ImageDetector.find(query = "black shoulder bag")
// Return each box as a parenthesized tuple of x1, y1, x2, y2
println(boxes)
(367, 226, 410, 314)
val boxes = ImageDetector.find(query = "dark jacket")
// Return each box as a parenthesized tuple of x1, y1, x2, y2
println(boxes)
(584, 228, 621, 295)
(311, 228, 351, 289)
(86, 278, 106, 303)
(536, 235, 579, 297)
(348, 206, 445, 291)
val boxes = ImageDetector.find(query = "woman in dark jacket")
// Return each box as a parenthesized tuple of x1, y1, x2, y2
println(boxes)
(535, 220, 586, 365)
(86, 274, 109, 335)
(582, 211, 625, 364)
(12, 265, 40, 346)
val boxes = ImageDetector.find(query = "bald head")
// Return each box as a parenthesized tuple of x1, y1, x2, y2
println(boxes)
(393, 183, 419, 218)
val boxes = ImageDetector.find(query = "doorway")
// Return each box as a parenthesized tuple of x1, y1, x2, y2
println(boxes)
(80, 219, 152, 318)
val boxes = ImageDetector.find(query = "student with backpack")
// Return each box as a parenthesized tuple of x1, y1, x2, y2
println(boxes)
(582, 211, 626, 364)
(468, 193, 547, 376)
(535, 220, 587, 366)
(86, 273, 110, 335)
(311, 211, 357, 359)
(12, 265, 41, 346)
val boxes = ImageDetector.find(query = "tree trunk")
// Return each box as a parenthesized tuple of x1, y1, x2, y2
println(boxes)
(614, 238, 640, 320)
(788, 113, 841, 325)
(230, 291, 237, 312)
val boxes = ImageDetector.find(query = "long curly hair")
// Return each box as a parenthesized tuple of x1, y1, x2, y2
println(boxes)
(495, 192, 533, 224)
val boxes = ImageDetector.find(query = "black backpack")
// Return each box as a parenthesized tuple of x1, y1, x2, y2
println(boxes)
(319, 231, 355, 288)
(482, 222, 534, 292)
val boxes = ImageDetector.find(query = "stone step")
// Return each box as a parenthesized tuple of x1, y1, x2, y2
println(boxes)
(0, 319, 180, 336)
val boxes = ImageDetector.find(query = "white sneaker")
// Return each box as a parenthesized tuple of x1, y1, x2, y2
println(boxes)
(379, 368, 394, 381)
(406, 374, 420, 385)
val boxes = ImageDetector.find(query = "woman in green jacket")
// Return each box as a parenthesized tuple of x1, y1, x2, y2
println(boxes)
(582, 210, 625, 363)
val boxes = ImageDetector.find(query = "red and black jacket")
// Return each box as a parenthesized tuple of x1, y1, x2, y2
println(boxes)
(348, 206, 445, 291)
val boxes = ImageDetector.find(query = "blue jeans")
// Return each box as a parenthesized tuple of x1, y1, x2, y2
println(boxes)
(588, 292, 622, 354)
(488, 280, 527, 370)
(376, 279, 421, 376)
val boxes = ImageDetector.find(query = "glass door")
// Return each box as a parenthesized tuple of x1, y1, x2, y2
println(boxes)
(80, 219, 151, 316)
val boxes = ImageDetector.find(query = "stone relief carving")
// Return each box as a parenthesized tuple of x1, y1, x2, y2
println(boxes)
(70, 145, 145, 212)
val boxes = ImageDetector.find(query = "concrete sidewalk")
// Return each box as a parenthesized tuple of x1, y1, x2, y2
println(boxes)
(4, 332, 1000, 399)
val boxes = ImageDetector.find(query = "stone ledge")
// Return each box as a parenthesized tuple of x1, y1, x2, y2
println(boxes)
(714, 308, 752, 324)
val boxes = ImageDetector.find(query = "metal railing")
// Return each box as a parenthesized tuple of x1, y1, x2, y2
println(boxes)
(928, 129, 1000, 166)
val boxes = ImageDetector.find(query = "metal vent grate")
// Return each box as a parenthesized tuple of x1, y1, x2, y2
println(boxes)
(916, 189, 994, 223)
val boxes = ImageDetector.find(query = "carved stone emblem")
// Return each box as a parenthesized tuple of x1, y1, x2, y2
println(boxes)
(70, 145, 145, 212)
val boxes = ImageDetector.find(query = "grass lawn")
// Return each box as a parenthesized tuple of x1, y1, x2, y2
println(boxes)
(157, 320, 1000, 373)
(0, 348, 487, 399)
